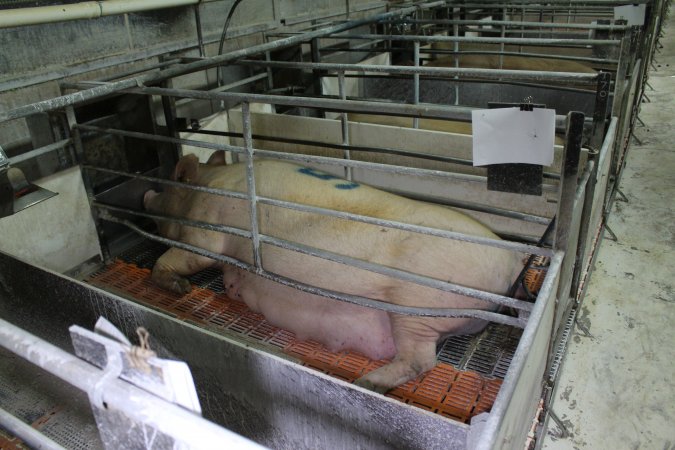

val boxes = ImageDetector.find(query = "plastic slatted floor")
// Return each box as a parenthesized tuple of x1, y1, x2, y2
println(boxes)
(87, 243, 520, 424)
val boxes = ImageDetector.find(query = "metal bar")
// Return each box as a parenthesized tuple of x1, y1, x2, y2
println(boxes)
(0, 406, 67, 450)
(383, 188, 552, 225)
(571, 117, 618, 296)
(554, 112, 585, 252)
(379, 18, 631, 30)
(71, 85, 586, 125)
(89, 162, 552, 229)
(76, 124, 246, 154)
(261, 234, 534, 312)
(87, 162, 552, 257)
(94, 201, 252, 240)
(337, 71, 353, 180)
(477, 250, 564, 447)
(193, 3, 205, 58)
(324, 33, 620, 46)
(207, 73, 270, 94)
(8, 138, 72, 165)
(413, 41, 420, 129)
(242, 102, 263, 271)
(0, 1, 445, 123)
(237, 60, 600, 83)
(258, 197, 551, 257)
(590, 72, 611, 149)
(409, 49, 618, 66)
(446, 1, 647, 7)
(85, 165, 248, 200)
(97, 212, 528, 328)
(79, 123, 560, 194)
(0, 318, 267, 450)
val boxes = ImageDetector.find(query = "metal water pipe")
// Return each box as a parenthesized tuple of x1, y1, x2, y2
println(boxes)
(0, 0, 210, 29)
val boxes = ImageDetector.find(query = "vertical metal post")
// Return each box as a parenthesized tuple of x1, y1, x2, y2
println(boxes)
(265, 50, 275, 93)
(553, 112, 585, 253)
(611, 23, 630, 118)
(453, 7, 459, 105)
(241, 102, 262, 271)
(499, 8, 506, 69)
(590, 72, 611, 150)
(413, 41, 420, 129)
(159, 80, 182, 179)
(310, 37, 324, 118)
(66, 106, 111, 262)
(571, 158, 597, 302)
(193, 3, 205, 58)
(338, 71, 353, 181)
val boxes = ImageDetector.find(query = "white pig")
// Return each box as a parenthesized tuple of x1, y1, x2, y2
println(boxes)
(143, 154, 522, 392)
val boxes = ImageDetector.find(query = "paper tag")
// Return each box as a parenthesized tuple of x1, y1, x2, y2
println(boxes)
(614, 5, 646, 26)
(471, 107, 555, 166)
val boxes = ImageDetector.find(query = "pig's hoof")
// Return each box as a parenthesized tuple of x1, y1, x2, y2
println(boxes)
(170, 277, 193, 295)
(160, 277, 192, 295)
(353, 377, 390, 395)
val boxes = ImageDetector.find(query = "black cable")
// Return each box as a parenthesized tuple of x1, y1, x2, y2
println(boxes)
(217, 0, 245, 88)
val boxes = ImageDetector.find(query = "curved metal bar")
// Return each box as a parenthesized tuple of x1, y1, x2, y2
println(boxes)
(98, 212, 529, 328)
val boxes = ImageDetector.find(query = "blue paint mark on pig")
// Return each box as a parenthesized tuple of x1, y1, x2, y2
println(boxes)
(297, 167, 360, 190)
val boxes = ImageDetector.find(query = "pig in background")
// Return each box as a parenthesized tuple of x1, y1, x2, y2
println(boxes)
(143, 154, 523, 393)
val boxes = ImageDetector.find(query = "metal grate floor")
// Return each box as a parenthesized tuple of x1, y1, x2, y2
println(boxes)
(0, 347, 102, 450)
(87, 240, 522, 423)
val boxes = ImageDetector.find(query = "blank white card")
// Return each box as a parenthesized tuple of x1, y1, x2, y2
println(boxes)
(472, 107, 555, 167)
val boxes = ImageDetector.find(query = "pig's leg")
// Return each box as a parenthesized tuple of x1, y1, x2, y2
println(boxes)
(152, 248, 215, 294)
(223, 267, 243, 300)
(354, 316, 438, 394)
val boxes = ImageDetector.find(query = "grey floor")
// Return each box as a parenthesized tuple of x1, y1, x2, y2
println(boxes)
(541, 11, 675, 450)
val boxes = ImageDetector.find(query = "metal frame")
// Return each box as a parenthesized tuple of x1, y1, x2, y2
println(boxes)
(0, 1, 658, 449)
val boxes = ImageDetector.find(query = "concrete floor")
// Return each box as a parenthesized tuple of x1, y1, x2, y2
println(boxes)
(541, 9, 675, 450)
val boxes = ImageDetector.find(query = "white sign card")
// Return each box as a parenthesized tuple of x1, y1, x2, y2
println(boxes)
(471, 107, 556, 167)
(614, 5, 647, 26)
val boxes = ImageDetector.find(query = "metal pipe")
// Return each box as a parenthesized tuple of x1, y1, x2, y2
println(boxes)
(9, 138, 72, 165)
(413, 41, 420, 129)
(0, 317, 268, 450)
(337, 71, 353, 180)
(68, 84, 584, 129)
(97, 212, 529, 328)
(88, 164, 552, 227)
(94, 202, 252, 240)
(78, 123, 559, 195)
(0, 0, 202, 29)
(242, 102, 263, 271)
(317, 34, 620, 46)
(237, 60, 600, 83)
(87, 163, 552, 256)
(0, 406, 66, 450)
(379, 18, 631, 30)
(0, 1, 445, 123)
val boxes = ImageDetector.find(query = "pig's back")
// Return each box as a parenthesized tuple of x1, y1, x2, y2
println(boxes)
(246, 160, 520, 297)
(251, 160, 498, 239)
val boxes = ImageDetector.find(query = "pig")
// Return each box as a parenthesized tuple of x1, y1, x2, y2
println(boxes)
(143, 154, 522, 392)
(426, 54, 596, 74)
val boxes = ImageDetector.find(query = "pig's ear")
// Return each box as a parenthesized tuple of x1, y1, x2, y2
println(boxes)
(206, 150, 226, 165)
(173, 154, 200, 183)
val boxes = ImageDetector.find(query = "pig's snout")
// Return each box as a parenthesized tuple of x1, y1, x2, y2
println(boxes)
(143, 189, 160, 210)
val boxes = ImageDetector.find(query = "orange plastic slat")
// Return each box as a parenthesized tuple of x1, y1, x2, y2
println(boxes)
(87, 261, 503, 423)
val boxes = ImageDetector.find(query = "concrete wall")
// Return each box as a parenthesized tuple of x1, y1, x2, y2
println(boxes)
(0, 0, 386, 273)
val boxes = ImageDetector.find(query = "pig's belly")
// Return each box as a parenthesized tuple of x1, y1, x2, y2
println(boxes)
(233, 273, 397, 361)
